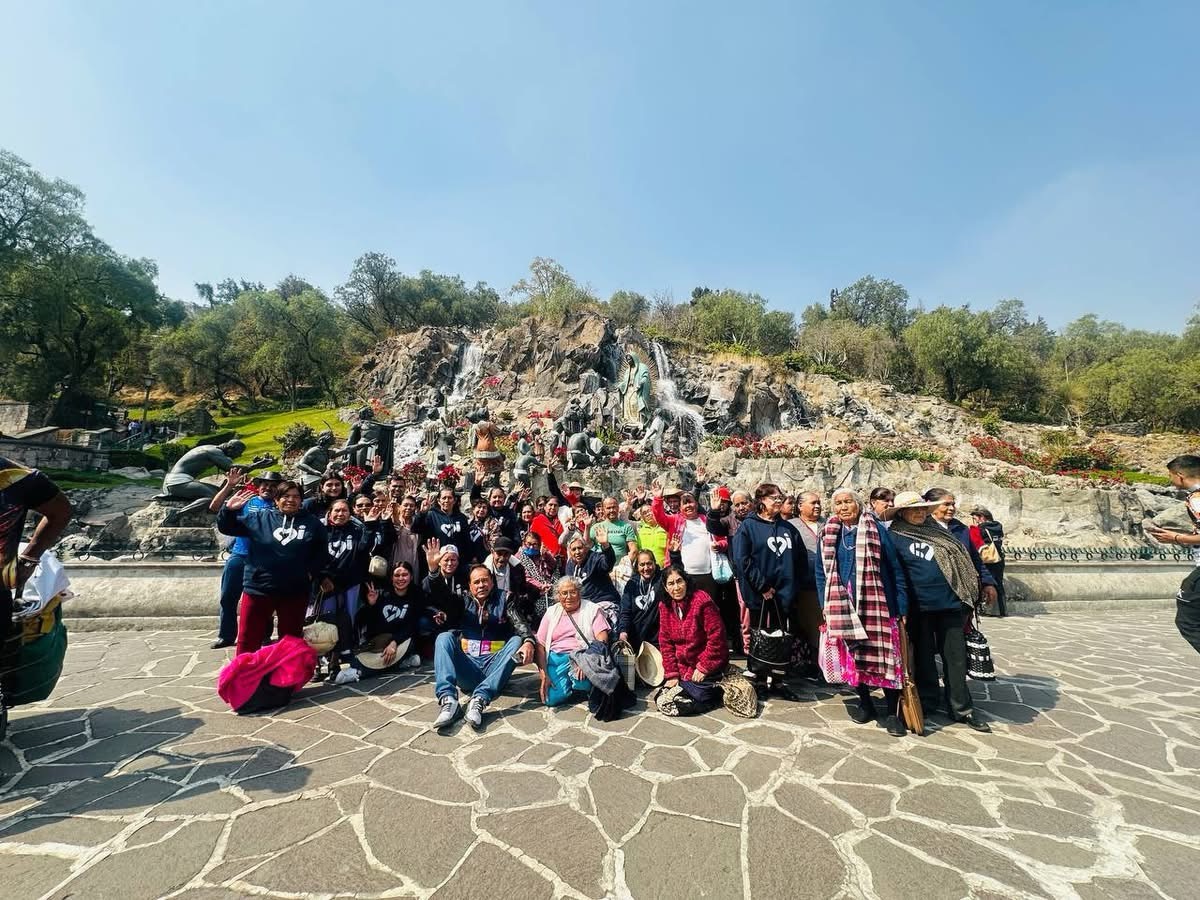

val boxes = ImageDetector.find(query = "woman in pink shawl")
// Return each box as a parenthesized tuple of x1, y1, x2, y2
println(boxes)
(814, 489, 910, 737)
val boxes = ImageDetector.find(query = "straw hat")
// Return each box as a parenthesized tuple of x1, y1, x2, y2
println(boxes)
(303, 621, 339, 655)
(635, 641, 664, 687)
(892, 490, 940, 510)
(354, 634, 413, 670)
(718, 667, 759, 718)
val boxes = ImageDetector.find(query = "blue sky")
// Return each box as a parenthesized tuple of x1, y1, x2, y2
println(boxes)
(2, 1, 1196, 330)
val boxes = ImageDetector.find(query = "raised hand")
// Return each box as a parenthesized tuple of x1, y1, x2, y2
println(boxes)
(651, 480, 663, 499)
(594, 523, 609, 545)
(424, 537, 442, 567)
(366, 582, 380, 605)
(225, 488, 256, 511)
(226, 467, 246, 487)
(372, 455, 385, 475)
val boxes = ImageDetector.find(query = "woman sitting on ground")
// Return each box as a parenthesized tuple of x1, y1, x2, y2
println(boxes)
(536, 575, 610, 707)
(334, 562, 424, 684)
(515, 530, 558, 615)
(217, 481, 327, 656)
(618, 550, 662, 649)
(656, 564, 729, 716)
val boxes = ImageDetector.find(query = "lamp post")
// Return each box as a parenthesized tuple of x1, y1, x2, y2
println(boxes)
(141, 376, 153, 444)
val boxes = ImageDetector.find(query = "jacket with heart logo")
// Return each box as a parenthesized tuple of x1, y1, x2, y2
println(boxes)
(731, 514, 811, 612)
(218, 505, 328, 598)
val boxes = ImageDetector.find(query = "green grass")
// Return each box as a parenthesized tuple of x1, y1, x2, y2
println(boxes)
(180, 404, 346, 460)
(1120, 470, 1171, 486)
(43, 468, 147, 491)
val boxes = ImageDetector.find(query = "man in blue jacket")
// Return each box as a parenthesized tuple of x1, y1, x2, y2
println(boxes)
(432, 565, 535, 732)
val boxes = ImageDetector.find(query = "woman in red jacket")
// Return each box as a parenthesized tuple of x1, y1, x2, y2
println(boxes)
(529, 497, 566, 561)
(655, 564, 730, 716)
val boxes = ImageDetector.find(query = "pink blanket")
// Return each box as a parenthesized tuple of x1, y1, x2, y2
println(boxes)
(217, 636, 316, 711)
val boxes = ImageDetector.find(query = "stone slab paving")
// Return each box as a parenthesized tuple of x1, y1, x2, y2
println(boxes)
(2, 611, 1199, 899)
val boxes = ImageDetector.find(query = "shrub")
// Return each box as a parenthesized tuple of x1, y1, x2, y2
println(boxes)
(274, 422, 319, 455)
(979, 410, 1002, 437)
(146, 442, 188, 470)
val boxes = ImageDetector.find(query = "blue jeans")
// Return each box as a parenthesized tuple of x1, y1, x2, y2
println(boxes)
(434, 632, 524, 703)
(218, 554, 246, 642)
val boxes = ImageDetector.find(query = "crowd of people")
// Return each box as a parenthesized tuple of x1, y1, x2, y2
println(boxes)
(211, 449, 1015, 734)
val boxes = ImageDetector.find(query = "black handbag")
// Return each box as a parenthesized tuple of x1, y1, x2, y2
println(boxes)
(965, 616, 996, 681)
(749, 596, 793, 671)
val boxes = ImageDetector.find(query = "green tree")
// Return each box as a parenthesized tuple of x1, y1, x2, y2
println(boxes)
(509, 257, 598, 320)
(904, 306, 1013, 403)
(831, 276, 914, 337)
(606, 290, 648, 327)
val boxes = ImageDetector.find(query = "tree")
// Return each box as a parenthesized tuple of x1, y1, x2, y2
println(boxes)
(692, 290, 796, 354)
(152, 303, 249, 409)
(830, 276, 914, 337)
(0, 252, 162, 419)
(0, 149, 95, 270)
(904, 306, 1013, 403)
(607, 290, 649, 327)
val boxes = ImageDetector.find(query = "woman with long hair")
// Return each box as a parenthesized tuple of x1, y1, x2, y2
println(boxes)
(655, 564, 729, 716)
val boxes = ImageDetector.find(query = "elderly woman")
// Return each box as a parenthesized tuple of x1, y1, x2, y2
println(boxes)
(890, 490, 995, 733)
(618, 550, 662, 649)
(516, 530, 558, 613)
(536, 576, 611, 706)
(814, 488, 910, 736)
(564, 527, 620, 623)
(656, 564, 729, 716)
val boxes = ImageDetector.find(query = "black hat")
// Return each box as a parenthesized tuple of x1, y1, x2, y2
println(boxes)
(493, 537, 517, 553)
(253, 470, 284, 483)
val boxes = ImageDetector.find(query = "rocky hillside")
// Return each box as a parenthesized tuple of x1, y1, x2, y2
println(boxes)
(354, 312, 1195, 547)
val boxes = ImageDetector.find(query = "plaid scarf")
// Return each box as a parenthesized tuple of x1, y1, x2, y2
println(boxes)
(820, 513, 898, 685)
(890, 517, 981, 609)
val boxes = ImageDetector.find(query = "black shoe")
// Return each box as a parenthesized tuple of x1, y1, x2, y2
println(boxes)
(848, 702, 876, 724)
(769, 681, 800, 702)
(210, 638, 234, 650)
(959, 715, 992, 733)
(885, 715, 907, 737)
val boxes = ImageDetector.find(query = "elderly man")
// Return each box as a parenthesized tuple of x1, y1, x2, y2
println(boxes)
(432, 565, 536, 731)
(590, 496, 639, 568)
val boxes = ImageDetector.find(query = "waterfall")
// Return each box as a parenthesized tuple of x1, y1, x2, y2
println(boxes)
(449, 341, 484, 402)
(392, 423, 424, 465)
(650, 341, 707, 450)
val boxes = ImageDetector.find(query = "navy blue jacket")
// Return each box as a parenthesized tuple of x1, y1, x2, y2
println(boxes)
(566, 544, 620, 606)
(732, 515, 810, 612)
(891, 519, 994, 613)
(217, 505, 328, 597)
(618, 572, 662, 646)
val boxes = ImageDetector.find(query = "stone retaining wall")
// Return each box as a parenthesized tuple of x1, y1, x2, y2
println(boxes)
(1, 437, 110, 471)
(54, 558, 1192, 632)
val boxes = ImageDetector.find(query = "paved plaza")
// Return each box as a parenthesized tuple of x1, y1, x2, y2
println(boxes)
(2, 611, 1199, 899)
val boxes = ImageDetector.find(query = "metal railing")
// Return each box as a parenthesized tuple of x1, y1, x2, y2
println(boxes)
(1004, 545, 1194, 563)
(67, 543, 229, 563)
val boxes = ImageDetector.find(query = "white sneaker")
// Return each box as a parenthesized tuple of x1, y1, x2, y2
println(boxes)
(333, 667, 361, 685)
(433, 695, 460, 729)
(400, 653, 421, 670)
(465, 695, 487, 730)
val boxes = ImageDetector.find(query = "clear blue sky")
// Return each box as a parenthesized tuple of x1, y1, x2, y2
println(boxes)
(2, 1, 1197, 330)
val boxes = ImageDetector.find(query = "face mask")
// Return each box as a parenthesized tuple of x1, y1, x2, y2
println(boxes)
(523, 547, 540, 557)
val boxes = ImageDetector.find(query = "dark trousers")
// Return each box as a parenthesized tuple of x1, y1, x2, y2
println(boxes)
(710, 579, 742, 651)
(912, 604, 973, 718)
(983, 561, 1007, 617)
(217, 554, 246, 642)
(857, 685, 901, 717)
(237, 592, 306, 656)
(1176, 569, 1200, 655)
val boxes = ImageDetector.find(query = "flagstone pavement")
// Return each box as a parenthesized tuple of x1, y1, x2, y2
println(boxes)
(2, 611, 1199, 900)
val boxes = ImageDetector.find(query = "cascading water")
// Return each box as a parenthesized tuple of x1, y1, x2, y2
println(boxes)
(392, 423, 424, 465)
(449, 341, 484, 403)
(650, 341, 707, 451)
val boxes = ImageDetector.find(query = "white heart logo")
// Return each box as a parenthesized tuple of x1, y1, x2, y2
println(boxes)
(767, 535, 792, 556)
(908, 540, 934, 561)
(440, 523, 457, 537)
(273, 524, 303, 546)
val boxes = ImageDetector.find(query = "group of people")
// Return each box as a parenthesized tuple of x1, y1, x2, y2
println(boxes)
(211, 448, 1014, 735)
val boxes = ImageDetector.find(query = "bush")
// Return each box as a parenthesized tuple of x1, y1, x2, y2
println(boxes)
(275, 422, 319, 454)
(108, 449, 156, 469)
(979, 410, 1002, 437)
(193, 431, 237, 446)
(146, 442, 188, 470)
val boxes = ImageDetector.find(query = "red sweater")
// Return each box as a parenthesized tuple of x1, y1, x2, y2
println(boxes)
(530, 513, 564, 559)
(658, 589, 729, 682)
